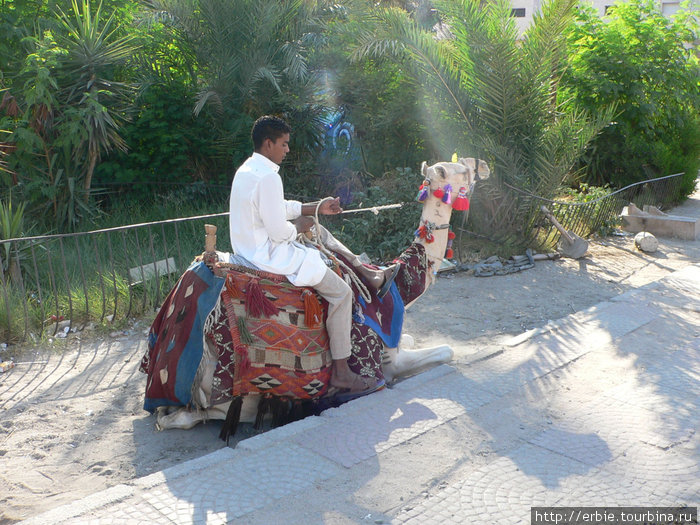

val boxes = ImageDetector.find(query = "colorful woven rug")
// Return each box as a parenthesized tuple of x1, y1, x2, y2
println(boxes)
(141, 243, 429, 412)
(140, 262, 225, 412)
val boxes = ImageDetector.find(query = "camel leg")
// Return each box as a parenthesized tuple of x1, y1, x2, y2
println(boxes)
(155, 396, 262, 431)
(382, 343, 454, 383)
(156, 406, 210, 431)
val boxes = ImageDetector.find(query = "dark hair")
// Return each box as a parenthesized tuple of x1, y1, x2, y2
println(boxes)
(252, 115, 291, 150)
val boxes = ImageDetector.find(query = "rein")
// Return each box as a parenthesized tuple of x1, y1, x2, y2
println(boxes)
(298, 197, 373, 303)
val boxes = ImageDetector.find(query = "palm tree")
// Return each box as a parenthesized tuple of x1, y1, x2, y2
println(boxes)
(351, 0, 614, 245)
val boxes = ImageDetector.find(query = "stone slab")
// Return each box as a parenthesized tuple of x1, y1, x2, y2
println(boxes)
(621, 207, 700, 240)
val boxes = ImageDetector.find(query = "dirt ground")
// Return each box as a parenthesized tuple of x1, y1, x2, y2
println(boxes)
(1, 187, 699, 524)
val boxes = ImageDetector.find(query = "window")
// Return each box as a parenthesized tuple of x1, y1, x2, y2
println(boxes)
(511, 8, 526, 17)
(662, 2, 680, 14)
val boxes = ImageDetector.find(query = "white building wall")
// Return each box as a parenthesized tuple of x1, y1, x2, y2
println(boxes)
(513, 0, 696, 35)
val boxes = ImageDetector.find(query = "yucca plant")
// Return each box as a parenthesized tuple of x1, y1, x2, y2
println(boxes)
(3, 0, 137, 231)
(55, 0, 138, 197)
(351, 0, 615, 247)
(0, 197, 27, 286)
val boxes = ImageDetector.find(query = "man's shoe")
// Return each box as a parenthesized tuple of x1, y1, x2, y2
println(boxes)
(334, 378, 386, 403)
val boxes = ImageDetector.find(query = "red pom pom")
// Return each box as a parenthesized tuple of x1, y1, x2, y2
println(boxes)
(448, 230, 456, 240)
(433, 187, 445, 199)
(445, 248, 454, 259)
(453, 196, 470, 211)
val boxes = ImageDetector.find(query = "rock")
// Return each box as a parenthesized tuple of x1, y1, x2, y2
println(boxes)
(54, 319, 71, 331)
(634, 231, 659, 253)
(643, 205, 667, 216)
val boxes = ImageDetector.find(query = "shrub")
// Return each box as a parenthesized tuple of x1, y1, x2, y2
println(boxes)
(564, 0, 700, 194)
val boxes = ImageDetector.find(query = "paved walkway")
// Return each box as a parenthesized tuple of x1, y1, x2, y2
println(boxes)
(22, 264, 699, 524)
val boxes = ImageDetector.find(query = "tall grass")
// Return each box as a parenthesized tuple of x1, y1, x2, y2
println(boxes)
(1, 189, 231, 344)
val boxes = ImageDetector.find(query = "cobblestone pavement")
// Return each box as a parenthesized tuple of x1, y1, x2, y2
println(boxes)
(22, 265, 699, 525)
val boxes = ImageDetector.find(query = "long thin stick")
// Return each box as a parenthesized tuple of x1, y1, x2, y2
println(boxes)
(340, 203, 403, 215)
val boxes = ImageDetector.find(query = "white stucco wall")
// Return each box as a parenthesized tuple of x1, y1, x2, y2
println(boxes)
(512, 0, 696, 36)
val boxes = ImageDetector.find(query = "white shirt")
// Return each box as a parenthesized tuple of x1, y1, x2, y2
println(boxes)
(229, 153, 328, 287)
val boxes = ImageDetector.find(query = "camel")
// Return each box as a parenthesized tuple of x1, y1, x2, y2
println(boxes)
(141, 158, 490, 439)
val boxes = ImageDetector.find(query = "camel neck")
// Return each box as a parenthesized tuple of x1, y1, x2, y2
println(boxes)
(415, 197, 452, 287)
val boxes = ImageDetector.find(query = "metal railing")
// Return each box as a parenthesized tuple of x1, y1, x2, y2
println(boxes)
(1, 212, 229, 344)
(1, 172, 690, 344)
(460, 173, 688, 248)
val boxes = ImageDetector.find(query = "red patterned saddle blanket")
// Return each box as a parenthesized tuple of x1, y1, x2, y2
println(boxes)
(205, 267, 335, 403)
(141, 243, 428, 412)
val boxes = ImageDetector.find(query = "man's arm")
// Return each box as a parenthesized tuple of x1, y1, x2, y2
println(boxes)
(301, 197, 343, 216)
(259, 172, 299, 243)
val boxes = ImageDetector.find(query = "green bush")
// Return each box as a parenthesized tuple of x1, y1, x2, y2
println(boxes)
(95, 83, 221, 195)
(564, 0, 700, 193)
(331, 167, 424, 262)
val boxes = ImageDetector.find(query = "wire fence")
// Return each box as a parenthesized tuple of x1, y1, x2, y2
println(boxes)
(459, 172, 687, 249)
(0, 212, 229, 345)
(0, 172, 689, 345)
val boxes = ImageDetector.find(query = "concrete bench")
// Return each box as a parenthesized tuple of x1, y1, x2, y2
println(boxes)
(128, 257, 178, 286)
(620, 204, 700, 240)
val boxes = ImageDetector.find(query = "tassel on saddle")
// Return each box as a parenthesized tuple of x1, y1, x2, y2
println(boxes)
(302, 289, 323, 328)
(218, 396, 243, 445)
(245, 277, 278, 318)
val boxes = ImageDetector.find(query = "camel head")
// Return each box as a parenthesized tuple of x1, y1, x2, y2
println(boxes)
(415, 157, 490, 286)
(420, 157, 490, 193)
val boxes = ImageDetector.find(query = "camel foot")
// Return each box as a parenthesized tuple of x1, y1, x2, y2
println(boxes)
(156, 407, 207, 431)
(382, 344, 454, 383)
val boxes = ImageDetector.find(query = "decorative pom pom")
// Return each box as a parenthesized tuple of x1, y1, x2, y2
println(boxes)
(448, 230, 456, 240)
(433, 187, 445, 199)
(453, 197, 469, 211)
(245, 277, 278, 318)
(415, 224, 435, 243)
(453, 187, 470, 211)
(445, 248, 454, 259)
(302, 289, 323, 328)
(442, 184, 452, 204)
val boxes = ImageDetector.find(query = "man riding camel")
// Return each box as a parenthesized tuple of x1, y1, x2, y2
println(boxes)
(229, 115, 398, 396)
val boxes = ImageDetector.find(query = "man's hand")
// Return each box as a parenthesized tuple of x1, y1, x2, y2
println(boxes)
(293, 216, 315, 234)
(300, 197, 342, 217)
(319, 197, 342, 215)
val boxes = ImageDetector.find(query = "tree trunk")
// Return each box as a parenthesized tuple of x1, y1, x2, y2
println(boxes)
(84, 149, 97, 202)
(8, 258, 22, 288)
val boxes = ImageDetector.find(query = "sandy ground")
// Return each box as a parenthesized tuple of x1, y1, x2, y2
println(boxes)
(1, 186, 698, 524)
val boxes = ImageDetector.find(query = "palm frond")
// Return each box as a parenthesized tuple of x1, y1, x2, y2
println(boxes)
(351, 7, 475, 133)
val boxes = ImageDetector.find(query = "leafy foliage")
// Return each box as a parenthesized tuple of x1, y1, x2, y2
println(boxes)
(143, 0, 328, 175)
(94, 82, 220, 196)
(350, 0, 614, 247)
(315, 2, 434, 177)
(563, 0, 700, 195)
(1, 0, 137, 231)
(332, 167, 424, 261)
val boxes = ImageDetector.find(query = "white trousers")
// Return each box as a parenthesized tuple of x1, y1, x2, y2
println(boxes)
(313, 267, 352, 360)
